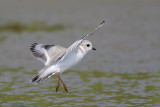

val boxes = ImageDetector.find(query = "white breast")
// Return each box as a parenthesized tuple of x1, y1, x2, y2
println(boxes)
(58, 49, 85, 72)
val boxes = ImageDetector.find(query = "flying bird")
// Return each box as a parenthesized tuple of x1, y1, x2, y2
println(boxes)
(30, 20, 105, 92)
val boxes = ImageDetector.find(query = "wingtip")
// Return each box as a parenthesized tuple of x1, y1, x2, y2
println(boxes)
(31, 75, 40, 83)
(30, 43, 37, 51)
(101, 20, 105, 24)
(100, 20, 105, 26)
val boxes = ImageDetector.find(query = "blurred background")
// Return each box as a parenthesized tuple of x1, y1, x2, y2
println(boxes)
(0, 0, 160, 106)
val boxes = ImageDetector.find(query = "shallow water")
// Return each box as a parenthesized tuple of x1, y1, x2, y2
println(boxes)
(1, 67, 160, 106)
(0, 0, 160, 106)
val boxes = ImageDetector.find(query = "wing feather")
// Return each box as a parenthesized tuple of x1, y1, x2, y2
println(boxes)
(31, 20, 105, 67)
(30, 43, 66, 65)
(58, 20, 105, 63)
(30, 43, 49, 64)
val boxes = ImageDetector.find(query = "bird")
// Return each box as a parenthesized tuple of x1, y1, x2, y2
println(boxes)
(30, 20, 105, 92)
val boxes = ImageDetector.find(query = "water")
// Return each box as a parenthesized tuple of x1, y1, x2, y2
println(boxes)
(0, 0, 160, 106)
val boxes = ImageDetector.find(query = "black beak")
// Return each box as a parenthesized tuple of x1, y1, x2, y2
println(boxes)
(92, 47, 96, 50)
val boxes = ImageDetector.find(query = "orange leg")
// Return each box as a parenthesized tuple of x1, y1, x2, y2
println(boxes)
(56, 73, 60, 92)
(59, 74, 68, 92)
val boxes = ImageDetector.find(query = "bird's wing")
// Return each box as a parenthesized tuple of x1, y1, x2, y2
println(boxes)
(30, 43, 66, 65)
(47, 45, 67, 64)
(57, 20, 105, 63)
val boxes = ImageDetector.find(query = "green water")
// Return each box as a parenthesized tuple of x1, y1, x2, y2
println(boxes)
(0, 67, 160, 106)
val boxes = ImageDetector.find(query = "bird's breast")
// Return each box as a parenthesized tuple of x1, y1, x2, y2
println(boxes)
(58, 51, 85, 72)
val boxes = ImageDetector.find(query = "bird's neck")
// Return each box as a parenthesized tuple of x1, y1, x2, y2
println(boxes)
(78, 45, 87, 55)
(77, 46, 87, 61)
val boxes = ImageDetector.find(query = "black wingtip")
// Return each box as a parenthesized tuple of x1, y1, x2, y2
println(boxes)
(100, 20, 105, 25)
(30, 43, 37, 51)
(31, 75, 39, 83)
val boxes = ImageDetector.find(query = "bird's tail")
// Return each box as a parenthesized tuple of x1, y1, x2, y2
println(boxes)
(31, 69, 56, 84)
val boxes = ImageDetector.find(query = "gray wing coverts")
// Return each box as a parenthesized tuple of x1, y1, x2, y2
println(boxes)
(30, 43, 66, 65)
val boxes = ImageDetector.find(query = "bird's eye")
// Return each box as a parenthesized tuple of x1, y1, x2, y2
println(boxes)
(86, 44, 90, 47)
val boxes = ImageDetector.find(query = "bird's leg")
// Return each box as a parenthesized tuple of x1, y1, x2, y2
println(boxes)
(56, 73, 60, 92)
(59, 74, 68, 92)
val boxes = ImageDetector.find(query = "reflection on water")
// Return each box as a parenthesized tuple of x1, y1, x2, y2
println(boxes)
(0, 0, 160, 106)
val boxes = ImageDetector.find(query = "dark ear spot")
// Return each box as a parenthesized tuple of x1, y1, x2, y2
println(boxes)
(86, 44, 90, 47)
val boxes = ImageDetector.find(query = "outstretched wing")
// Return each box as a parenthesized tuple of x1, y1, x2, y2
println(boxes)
(58, 20, 105, 63)
(30, 43, 66, 65)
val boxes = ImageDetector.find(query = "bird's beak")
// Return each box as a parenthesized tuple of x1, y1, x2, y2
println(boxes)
(92, 47, 96, 50)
